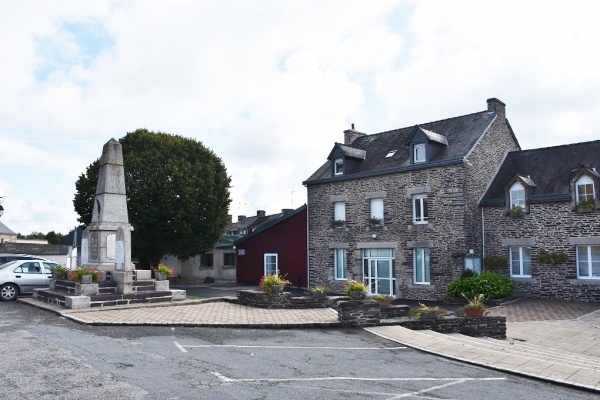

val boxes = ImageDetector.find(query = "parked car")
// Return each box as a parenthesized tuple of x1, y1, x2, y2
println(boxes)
(0, 253, 51, 265)
(0, 259, 59, 301)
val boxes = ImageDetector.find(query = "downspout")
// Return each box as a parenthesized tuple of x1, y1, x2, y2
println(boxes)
(481, 206, 485, 271)
(306, 202, 310, 289)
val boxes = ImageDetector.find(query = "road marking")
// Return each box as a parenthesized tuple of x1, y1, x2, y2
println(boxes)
(176, 344, 405, 352)
(211, 373, 505, 384)
(173, 341, 187, 353)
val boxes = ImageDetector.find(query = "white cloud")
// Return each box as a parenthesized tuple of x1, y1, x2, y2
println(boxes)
(1, 0, 599, 234)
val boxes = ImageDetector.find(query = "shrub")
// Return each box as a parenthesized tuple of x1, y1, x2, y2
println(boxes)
(409, 303, 447, 318)
(259, 274, 291, 293)
(344, 279, 367, 295)
(447, 271, 514, 299)
(51, 264, 69, 279)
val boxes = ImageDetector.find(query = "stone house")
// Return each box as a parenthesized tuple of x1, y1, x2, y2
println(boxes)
(0, 220, 17, 244)
(303, 98, 520, 300)
(480, 141, 600, 301)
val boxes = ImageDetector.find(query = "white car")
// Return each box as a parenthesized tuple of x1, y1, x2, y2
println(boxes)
(0, 259, 59, 301)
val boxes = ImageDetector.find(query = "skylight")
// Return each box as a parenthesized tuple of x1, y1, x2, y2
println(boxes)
(385, 150, 397, 158)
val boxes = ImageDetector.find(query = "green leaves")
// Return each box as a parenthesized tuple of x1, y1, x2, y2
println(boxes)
(73, 129, 231, 267)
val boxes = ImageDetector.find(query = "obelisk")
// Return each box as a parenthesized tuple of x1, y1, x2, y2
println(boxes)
(81, 138, 135, 294)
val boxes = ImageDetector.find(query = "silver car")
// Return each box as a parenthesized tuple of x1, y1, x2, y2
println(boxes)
(0, 259, 59, 301)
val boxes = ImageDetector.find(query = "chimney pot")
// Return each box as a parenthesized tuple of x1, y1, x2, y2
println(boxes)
(257, 210, 266, 218)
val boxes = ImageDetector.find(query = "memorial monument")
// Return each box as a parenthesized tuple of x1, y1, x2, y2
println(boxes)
(81, 138, 135, 294)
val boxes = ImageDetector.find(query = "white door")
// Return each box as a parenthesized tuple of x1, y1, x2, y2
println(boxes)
(363, 249, 395, 296)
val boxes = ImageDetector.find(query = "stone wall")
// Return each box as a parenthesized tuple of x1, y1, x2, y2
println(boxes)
(236, 290, 344, 309)
(307, 164, 470, 301)
(483, 202, 600, 301)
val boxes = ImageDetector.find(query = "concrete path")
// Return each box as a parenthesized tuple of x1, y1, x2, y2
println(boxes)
(367, 299, 600, 392)
(18, 296, 600, 392)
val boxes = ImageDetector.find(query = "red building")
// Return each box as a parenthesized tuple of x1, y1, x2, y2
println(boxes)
(235, 205, 307, 287)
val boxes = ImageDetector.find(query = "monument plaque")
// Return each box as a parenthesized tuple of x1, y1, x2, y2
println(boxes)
(90, 233, 99, 260)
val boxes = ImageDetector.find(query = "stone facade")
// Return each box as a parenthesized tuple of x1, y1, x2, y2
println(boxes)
(483, 202, 600, 301)
(306, 101, 518, 301)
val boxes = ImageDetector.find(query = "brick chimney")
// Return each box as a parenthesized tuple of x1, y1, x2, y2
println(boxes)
(487, 98, 506, 119)
(257, 210, 266, 218)
(343, 123, 367, 145)
(237, 215, 246, 222)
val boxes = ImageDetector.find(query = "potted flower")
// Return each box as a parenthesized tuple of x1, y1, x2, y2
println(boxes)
(153, 264, 173, 281)
(409, 303, 447, 320)
(332, 219, 345, 228)
(51, 264, 69, 280)
(373, 294, 393, 307)
(68, 268, 100, 284)
(306, 285, 332, 298)
(344, 279, 367, 300)
(462, 293, 486, 317)
(369, 217, 383, 227)
(259, 274, 291, 294)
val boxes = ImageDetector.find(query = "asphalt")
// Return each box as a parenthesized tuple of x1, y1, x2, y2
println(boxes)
(18, 284, 600, 393)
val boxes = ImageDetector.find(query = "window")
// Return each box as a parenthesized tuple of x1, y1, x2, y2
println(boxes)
(334, 202, 346, 223)
(509, 182, 525, 209)
(370, 198, 383, 221)
(412, 194, 428, 224)
(334, 249, 347, 280)
(413, 143, 426, 163)
(510, 247, 531, 277)
(577, 245, 600, 279)
(385, 150, 397, 158)
(200, 253, 213, 267)
(576, 175, 595, 205)
(334, 158, 344, 175)
(264, 253, 278, 276)
(224, 253, 236, 266)
(413, 248, 430, 284)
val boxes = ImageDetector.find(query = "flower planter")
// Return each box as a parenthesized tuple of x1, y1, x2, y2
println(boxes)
(80, 275, 93, 284)
(155, 272, 168, 281)
(465, 308, 485, 317)
(52, 272, 63, 281)
(349, 291, 366, 301)
(270, 285, 285, 294)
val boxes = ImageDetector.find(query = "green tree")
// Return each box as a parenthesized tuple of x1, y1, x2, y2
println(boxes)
(73, 129, 232, 267)
(45, 231, 65, 244)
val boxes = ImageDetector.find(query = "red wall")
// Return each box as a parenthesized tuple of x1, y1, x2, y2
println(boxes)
(236, 208, 307, 287)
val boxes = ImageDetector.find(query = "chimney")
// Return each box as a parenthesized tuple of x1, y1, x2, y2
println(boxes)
(487, 98, 506, 119)
(237, 215, 246, 222)
(257, 210, 266, 218)
(281, 209, 293, 214)
(227, 214, 232, 224)
(343, 124, 367, 145)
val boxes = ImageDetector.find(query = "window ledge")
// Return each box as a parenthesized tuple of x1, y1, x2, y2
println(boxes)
(406, 283, 435, 290)
(569, 279, 600, 286)
(511, 277, 533, 283)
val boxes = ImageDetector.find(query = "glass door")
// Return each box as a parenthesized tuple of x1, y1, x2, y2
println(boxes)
(363, 249, 395, 296)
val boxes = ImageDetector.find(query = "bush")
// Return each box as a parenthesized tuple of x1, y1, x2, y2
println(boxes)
(409, 303, 447, 318)
(447, 271, 514, 299)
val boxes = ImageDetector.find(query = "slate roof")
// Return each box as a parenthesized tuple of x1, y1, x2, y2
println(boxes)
(0, 220, 16, 236)
(0, 242, 69, 255)
(480, 140, 600, 206)
(234, 205, 307, 245)
(226, 210, 291, 236)
(304, 108, 498, 184)
(60, 226, 84, 247)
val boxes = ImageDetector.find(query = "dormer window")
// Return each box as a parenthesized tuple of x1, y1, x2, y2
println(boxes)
(509, 182, 525, 209)
(576, 175, 595, 205)
(413, 143, 426, 163)
(334, 158, 344, 175)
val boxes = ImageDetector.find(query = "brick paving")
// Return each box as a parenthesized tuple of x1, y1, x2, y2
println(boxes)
(62, 300, 341, 328)
(489, 298, 600, 323)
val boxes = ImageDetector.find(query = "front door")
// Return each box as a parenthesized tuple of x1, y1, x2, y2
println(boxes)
(363, 249, 395, 296)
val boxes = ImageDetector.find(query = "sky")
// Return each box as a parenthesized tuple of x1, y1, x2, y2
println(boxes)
(1, 0, 600, 235)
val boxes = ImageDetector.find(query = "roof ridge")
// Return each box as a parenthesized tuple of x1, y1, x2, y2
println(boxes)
(511, 139, 600, 154)
(357, 109, 491, 139)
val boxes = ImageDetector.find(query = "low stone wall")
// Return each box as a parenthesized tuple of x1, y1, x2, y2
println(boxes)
(338, 301, 506, 338)
(235, 290, 344, 309)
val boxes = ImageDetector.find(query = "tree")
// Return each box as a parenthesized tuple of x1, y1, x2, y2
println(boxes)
(73, 129, 232, 268)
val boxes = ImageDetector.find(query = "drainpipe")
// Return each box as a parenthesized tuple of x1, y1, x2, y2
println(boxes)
(481, 207, 485, 270)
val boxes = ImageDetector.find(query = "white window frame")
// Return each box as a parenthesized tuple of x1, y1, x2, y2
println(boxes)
(509, 181, 525, 209)
(412, 194, 428, 224)
(577, 245, 600, 279)
(370, 198, 384, 220)
(264, 253, 278, 276)
(576, 175, 595, 204)
(363, 249, 395, 295)
(334, 202, 346, 222)
(413, 248, 430, 284)
(413, 143, 426, 163)
(334, 158, 344, 175)
(334, 249, 347, 280)
(510, 246, 532, 277)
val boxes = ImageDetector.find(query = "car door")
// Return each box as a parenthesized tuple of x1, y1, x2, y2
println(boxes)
(13, 261, 50, 294)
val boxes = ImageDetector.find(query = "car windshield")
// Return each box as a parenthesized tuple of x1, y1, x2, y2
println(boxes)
(0, 260, 18, 270)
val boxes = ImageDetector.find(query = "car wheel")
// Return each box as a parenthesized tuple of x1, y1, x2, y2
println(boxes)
(1, 283, 18, 301)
